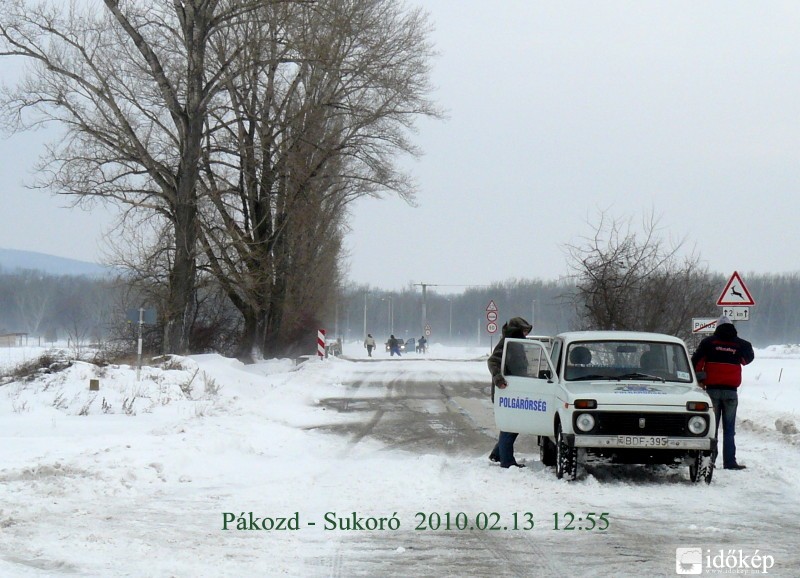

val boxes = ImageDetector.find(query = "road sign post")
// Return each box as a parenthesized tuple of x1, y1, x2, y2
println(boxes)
(127, 307, 157, 381)
(486, 300, 499, 351)
(486, 301, 499, 335)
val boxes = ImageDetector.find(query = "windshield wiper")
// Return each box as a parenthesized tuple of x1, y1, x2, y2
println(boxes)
(616, 372, 665, 383)
(569, 374, 610, 381)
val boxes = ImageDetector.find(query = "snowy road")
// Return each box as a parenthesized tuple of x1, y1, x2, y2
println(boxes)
(1, 347, 799, 577)
(313, 360, 496, 456)
(307, 357, 800, 577)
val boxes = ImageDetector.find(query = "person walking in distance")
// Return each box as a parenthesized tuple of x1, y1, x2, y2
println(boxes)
(691, 315, 755, 470)
(387, 334, 402, 357)
(364, 334, 376, 357)
(487, 317, 532, 468)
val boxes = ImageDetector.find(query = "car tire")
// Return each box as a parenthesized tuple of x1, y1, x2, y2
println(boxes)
(689, 451, 713, 484)
(555, 422, 577, 480)
(539, 435, 557, 467)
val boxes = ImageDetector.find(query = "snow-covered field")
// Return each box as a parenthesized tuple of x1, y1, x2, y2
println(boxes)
(1, 341, 799, 577)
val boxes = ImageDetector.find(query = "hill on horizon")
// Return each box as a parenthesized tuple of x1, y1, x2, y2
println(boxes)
(0, 248, 110, 277)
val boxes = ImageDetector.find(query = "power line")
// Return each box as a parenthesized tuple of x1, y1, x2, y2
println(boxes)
(412, 282, 490, 333)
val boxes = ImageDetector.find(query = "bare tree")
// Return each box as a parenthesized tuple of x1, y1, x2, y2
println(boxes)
(0, 0, 271, 354)
(11, 269, 54, 335)
(0, 0, 438, 359)
(47, 275, 113, 355)
(566, 210, 717, 340)
(196, 0, 440, 359)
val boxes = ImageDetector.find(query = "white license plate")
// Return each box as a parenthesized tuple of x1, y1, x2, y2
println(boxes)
(616, 435, 669, 447)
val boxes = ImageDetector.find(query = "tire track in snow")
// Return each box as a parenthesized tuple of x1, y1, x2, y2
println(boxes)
(346, 370, 407, 448)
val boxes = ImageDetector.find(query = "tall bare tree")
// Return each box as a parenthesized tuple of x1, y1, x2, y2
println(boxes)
(197, 0, 439, 359)
(0, 0, 270, 354)
(0, 0, 438, 359)
(567, 210, 716, 340)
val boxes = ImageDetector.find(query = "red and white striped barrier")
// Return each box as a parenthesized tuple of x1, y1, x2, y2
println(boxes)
(317, 329, 326, 359)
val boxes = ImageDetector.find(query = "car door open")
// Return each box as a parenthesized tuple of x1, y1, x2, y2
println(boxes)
(493, 338, 557, 435)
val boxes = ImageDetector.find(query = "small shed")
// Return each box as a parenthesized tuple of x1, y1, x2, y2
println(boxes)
(0, 333, 29, 347)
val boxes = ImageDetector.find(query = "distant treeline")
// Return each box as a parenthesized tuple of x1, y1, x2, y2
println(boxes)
(0, 269, 119, 345)
(335, 274, 800, 348)
(740, 274, 800, 346)
(0, 270, 798, 351)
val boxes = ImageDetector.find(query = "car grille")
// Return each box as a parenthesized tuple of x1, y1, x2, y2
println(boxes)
(580, 412, 692, 436)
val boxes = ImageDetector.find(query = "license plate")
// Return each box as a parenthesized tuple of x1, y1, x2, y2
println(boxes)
(616, 435, 669, 447)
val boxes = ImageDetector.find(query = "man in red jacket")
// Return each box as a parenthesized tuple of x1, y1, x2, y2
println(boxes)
(691, 315, 755, 470)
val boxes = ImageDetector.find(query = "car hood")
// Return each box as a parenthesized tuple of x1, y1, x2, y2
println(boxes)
(561, 381, 708, 406)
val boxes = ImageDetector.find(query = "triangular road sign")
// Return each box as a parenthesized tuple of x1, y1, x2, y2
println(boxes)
(717, 271, 755, 306)
(486, 300, 498, 312)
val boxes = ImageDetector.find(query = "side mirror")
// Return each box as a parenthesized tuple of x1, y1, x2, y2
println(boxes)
(696, 370, 707, 383)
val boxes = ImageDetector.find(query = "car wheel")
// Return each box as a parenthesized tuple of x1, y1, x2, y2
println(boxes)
(555, 423, 577, 480)
(689, 451, 713, 484)
(539, 435, 557, 467)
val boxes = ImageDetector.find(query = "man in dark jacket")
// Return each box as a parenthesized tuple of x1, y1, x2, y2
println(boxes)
(487, 317, 532, 468)
(387, 335, 402, 357)
(691, 315, 755, 470)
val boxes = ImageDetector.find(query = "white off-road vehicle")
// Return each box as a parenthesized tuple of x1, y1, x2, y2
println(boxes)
(494, 331, 716, 482)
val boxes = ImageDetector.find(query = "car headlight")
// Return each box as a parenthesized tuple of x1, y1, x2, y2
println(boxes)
(687, 415, 708, 435)
(575, 413, 596, 432)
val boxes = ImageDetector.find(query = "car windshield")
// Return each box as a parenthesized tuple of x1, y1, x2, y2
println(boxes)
(564, 340, 693, 383)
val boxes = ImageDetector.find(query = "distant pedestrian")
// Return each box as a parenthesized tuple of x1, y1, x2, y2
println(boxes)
(364, 334, 376, 357)
(418, 335, 427, 354)
(691, 315, 755, 470)
(388, 334, 402, 356)
(487, 316, 532, 468)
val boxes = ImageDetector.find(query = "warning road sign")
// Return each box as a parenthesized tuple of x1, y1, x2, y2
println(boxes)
(717, 271, 755, 306)
(486, 300, 498, 312)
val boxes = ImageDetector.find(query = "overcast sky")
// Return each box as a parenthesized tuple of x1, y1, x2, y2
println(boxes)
(2, 1, 800, 293)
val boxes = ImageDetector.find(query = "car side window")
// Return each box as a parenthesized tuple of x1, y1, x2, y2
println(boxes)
(503, 340, 553, 379)
(549, 340, 562, 377)
(504, 342, 528, 376)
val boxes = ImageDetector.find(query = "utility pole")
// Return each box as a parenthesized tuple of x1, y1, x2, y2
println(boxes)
(412, 282, 490, 340)
(334, 302, 339, 339)
(447, 298, 453, 341)
(382, 297, 394, 335)
(412, 282, 438, 335)
(421, 284, 428, 333)
(363, 291, 368, 340)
